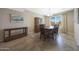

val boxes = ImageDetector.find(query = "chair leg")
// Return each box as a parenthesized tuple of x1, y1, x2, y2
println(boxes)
(40, 34, 41, 39)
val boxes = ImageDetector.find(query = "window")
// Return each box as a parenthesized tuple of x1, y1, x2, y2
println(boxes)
(50, 16, 62, 24)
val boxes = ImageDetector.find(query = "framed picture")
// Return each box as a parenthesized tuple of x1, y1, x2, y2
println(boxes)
(10, 14, 24, 23)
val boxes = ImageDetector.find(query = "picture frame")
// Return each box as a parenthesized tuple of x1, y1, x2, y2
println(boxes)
(9, 14, 24, 23)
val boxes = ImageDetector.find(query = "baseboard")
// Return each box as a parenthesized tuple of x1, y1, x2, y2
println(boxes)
(28, 31, 36, 35)
(67, 32, 74, 36)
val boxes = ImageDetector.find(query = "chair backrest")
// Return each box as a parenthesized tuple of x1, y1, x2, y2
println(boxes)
(54, 24, 59, 28)
(40, 24, 45, 34)
(54, 24, 59, 33)
(40, 24, 45, 28)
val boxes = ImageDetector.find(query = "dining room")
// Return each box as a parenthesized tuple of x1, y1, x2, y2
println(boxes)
(0, 8, 77, 51)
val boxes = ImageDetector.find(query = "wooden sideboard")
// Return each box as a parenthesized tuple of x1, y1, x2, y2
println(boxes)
(3, 27, 28, 42)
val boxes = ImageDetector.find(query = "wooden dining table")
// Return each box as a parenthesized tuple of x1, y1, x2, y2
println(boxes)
(44, 26, 54, 30)
(40, 25, 59, 40)
(43, 26, 55, 40)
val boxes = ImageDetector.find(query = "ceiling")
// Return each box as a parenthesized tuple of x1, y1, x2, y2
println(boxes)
(10, 8, 73, 16)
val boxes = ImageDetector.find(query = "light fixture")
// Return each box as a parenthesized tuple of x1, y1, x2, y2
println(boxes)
(47, 8, 53, 16)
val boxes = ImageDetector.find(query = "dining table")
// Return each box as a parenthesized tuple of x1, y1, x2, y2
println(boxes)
(40, 25, 59, 40)
(44, 26, 54, 30)
(45, 25, 59, 39)
(43, 26, 55, 40)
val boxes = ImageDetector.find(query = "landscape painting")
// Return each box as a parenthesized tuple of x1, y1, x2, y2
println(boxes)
(10, 14, 24, 23)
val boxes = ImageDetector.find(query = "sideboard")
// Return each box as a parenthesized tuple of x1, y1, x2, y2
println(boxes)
(3, 27, 28, 42)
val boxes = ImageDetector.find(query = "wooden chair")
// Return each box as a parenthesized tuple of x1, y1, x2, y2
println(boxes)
(44, 29, 50, 40)
(54, 24, 59, 34)
(48, 29, 55, 40)
(53, 24, 59, 40)
(40, 24, 45, 39)
(40, 24, 50, 41)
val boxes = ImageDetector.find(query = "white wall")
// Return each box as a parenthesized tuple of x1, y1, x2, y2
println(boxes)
(23, 10, 44, 34)
(74, 9, 79, 45)
(62, 10, 74, 35)
(0, 8, 26, 29)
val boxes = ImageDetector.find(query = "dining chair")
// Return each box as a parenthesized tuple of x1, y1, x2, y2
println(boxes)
(48, 29, 55, 40)
(40, 24, 48, 40)
(53, 24, 59, 40)
(40, 24, 46, 40)
(54, 24, 59, 34)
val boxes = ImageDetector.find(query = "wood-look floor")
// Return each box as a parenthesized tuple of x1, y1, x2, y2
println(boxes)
(0, 33, 79, 51)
